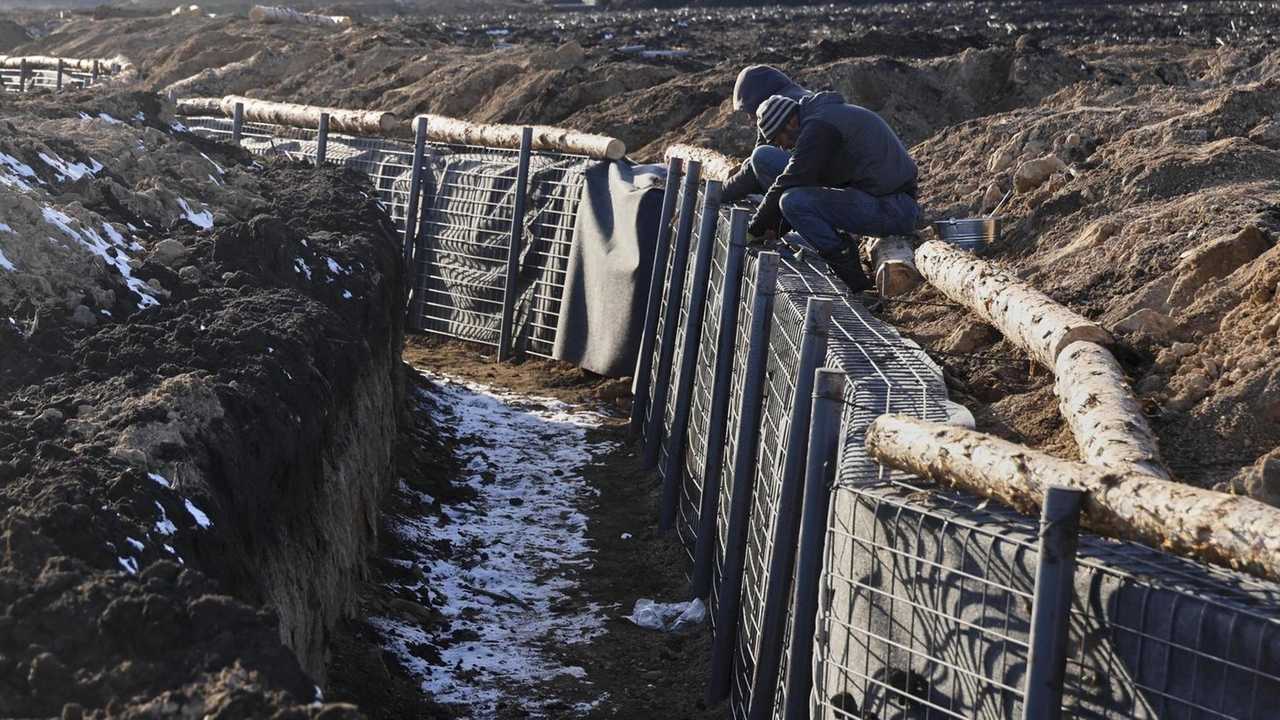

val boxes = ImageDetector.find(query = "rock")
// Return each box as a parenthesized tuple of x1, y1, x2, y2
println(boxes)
(941, 319, 998, 354)
(1167, 225, 1271, 308)
(27, 652, 72, 696)
(178, 265, 201, 283)
(1013, 154, 1065, 193)
(70, 304, 97, 327)
(150, 238, 188, 268)
(1248, 120, 1280, 150)
(988, 149, 1014, 173)
(1229, 449, 1280, 507)
(1113, 308, 1177, 341)
(981, 183, 1005, 211)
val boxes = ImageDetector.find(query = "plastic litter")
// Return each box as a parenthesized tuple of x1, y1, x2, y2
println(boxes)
(627, 598, 707, 632)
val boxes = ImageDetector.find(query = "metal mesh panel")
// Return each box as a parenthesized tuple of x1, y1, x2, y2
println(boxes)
(676, 213, 733, 557)
(732, 286, 807, 719)
(1, 67, 103, 92)
(711, 249, 764, 628)
(179, 117, 588, 357)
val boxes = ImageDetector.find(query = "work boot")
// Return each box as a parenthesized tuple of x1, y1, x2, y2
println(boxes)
(820, 245, 873, 294)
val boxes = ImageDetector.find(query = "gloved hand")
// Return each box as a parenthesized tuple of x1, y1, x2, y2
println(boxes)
(746, 230, 765, 245)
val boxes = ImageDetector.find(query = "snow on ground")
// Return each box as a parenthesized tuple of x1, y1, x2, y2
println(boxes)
(371, 372, 616, 718)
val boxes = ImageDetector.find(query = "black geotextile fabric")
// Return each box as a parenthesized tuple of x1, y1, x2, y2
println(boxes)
(552, 160, 665, 377)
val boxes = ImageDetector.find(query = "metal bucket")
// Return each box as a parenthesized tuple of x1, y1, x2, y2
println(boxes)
(934, 217, 1002, 253)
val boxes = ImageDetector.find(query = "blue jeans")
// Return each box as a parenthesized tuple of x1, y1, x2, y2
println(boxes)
(749, 146, 920, 256)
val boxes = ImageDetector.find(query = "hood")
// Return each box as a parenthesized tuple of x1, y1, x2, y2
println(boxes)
(798, 90, 847, 116)
(733, 65, 812, 113)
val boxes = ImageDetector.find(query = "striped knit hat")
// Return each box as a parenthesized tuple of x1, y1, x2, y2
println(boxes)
(756, 95, 799, 142)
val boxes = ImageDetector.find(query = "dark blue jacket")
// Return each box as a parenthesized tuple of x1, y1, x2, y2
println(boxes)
(748, 91, 918, 237)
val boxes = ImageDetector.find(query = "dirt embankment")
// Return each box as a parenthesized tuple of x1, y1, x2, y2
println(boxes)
(0, 90, 407, 718)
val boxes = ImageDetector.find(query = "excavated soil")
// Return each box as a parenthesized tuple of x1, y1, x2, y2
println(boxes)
(4, 0, 1280, 717)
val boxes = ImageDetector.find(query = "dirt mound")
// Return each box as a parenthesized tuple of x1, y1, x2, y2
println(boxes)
(1, 90, 406, 718)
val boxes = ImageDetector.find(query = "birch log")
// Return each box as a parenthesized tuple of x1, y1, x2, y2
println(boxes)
(416, 114, 625, 160)
(175, 96, 398, 135)
(1055, 340, 1171, 480)
(866, 235, 921, 298)
(664, 144, 739, 182)
(865, 413, 1280, 582)
(249, 5, 352, 28)
(915, 239, 1112, 367)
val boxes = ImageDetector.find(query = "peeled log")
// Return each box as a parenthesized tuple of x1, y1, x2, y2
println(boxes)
(416, 114, 625, 161)
(866, 235, 921, 298)
(249, 6, 351, 28)
(176, 96, 398, 136)
(865, 413, 1280, 582)
(664, 144, 739, 182)
(1055, 340, 1170, 480)
(916, 239, 1112, 368)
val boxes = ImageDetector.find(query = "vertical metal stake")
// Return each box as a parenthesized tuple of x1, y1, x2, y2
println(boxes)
(315, 112, 330, 167)
(92, 59, 100, 83)
(56, 59, 63, 91)
(231, 101, 244, 144)
(783, 369, 845, 720)
(659, 179, 723, 531)
(497, 127, 532, 362)
(690, 208, 750, 599)
(747, 297, 833, 720)
(708, 251, 780, 706)
(18, 59, 27, 92)
(643, 160, 703, 472)
(629, 156, 684, 439)
(1022, 485, 1085, 720)
(402, 116, 429, 270)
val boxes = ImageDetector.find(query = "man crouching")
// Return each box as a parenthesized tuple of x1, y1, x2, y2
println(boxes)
(723, 92, 920, 293)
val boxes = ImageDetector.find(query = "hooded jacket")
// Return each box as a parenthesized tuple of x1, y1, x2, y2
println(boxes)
(733, 65, 812, 114)
(748, 91, 918, 237)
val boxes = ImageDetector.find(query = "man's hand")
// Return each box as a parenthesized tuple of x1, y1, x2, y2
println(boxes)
(746, 229, 777, 245)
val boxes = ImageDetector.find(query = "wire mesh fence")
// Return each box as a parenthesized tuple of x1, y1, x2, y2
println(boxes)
(178, 114, 590, 359)
(1, 61, 115, 93)
(638, 158, 1280, 720)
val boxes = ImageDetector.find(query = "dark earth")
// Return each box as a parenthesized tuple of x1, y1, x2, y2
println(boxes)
(3, 0, 1280, 717)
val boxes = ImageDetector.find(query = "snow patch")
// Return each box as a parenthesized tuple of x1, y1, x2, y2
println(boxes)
(185, 499, 212, 528)
(176, 197, 214, 229)
(38, 151, 103, 181)
(372, 374, 613, 717)
(148, 472, 172, 488)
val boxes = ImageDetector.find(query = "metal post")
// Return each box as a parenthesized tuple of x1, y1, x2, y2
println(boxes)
(690, 208, 750, 599)
(643, 160, 703, 472)
(92, 59, 100, 83)
(659, 179, 722, 531)
(315, 112, 330, 167)
(497, 127, 533, 362)
(629, 156, 684, 439)
(231, 101, 244, 144)
(18, 59, 27, 92)
(56, 59, 63, 91)
(747, 296, 833, 720)
(708, 251, 780, 705)
(1022, 485, 1084, 720)
(783, 369, 845, 720)
(402, 116, 429, 271)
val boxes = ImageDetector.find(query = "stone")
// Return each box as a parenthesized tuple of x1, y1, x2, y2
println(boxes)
(1013, 154, 1066, 193)
(149, 238, 187, 268)
(1229, 449, 1280, 507)
(1113, 308, 1177, 341)
(1248, 120, 1280, 150)
(70, 304, 97, 327)
(1167, 225, 1271, 308)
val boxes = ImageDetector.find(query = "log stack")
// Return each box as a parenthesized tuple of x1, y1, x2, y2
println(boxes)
(663, 144, 739, 182)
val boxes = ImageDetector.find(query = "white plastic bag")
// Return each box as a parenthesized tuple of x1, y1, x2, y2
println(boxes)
(627, 597, 707, 632)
